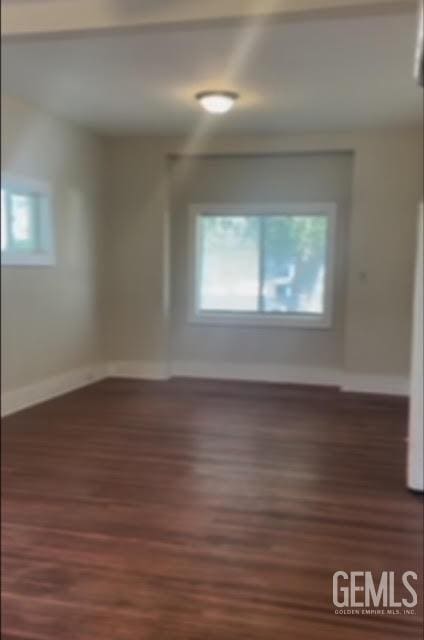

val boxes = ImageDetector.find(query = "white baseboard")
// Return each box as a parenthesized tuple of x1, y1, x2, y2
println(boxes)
(169, 361, 409, 396)
(2, 360, 409, 418)
(1, 363, 106, 417)
(170, 360, 340, 387)
(106, 360, 170, 381)
(342, 373, 409, 397)
(107, 359, 409, 396)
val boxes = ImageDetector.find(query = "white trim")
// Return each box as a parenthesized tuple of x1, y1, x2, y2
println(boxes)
(1, 172, 55, 267)
(342, 373, 409, 397)
(1, 363, 106, 417)
(170, 361, 409, 395)
(177, 363, 409, 395)
(407, 204, 423, 491)
(1, 360, 409, 418)
(1, 172, 51, 194)
(106, 360, 170, 380)
(171, 360, 340, 386)
(414, 0, 423, 85)
(188, 202, 337, 329)
(186, 311, 332, 329)
(1, 252, 55, 267)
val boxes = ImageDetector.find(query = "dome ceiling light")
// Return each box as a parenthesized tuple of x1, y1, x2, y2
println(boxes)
(195, 91, 239, 114)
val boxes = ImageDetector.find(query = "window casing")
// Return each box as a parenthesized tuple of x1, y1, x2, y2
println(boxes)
(1, 173, 55, 266)
(189, 203, 337, 328)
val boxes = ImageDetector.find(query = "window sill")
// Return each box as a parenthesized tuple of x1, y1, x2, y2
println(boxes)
(189, 311, 332, 329)
(1, 252, 55, 267)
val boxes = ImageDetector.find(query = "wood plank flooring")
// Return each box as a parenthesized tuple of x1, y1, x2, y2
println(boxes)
(1, 378, 423, 639)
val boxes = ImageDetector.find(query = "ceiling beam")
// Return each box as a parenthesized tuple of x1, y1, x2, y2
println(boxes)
(1, 0, 417, 39)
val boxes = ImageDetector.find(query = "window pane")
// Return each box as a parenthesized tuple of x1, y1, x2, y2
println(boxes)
(199, 216, 260, 311)
(1, 190, 7, 251)
(263, 215, 328, 314)
(9, 194, 38, 251)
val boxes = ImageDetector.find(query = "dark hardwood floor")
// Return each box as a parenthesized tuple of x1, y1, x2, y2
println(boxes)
(1, 378, 423, 639)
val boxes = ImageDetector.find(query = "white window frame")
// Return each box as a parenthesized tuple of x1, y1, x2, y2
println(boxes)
(188, 203, 337, 329)
(1, 172, 55, 267)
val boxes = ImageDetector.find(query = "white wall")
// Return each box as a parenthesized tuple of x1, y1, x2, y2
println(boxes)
(2, 96, 422, 400)
(344, 132, 423, 382)
(104, 129, 422, 390)
(169, 153, 353, 374)
(1, 96, 105, 396)
(102, 137, 170, 369)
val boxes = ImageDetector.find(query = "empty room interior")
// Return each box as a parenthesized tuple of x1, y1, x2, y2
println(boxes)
(1, 1, 424, 638)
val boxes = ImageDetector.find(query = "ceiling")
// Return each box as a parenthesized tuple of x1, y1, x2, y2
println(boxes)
(2, 6, 422, 135)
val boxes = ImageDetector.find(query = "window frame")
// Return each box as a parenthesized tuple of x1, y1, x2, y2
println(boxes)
(1, 172, 55, 267)
(188, 203, 337, 329)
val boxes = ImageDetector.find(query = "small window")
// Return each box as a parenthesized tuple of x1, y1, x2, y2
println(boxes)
(190, 203, 337, 328)
(1, 174, 55, 266)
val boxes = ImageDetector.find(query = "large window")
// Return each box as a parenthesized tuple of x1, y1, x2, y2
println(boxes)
(190, 203, 336, 328)
(1, 174, 55, 266)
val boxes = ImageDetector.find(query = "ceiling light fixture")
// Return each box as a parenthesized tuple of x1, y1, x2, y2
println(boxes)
(195, 91, 239, 114)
